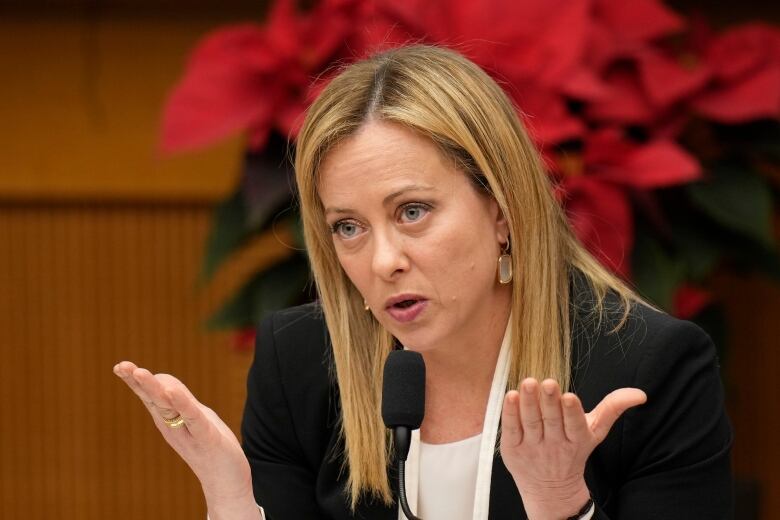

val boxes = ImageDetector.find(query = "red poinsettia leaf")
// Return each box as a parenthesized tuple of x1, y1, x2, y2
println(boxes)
(510, 0, 589, 85)
(261, 0, 302, 62)
(704, 23, 780, 82)
(185, 24, 272, 70)
(298, 5, 355, 68)
(447, 0, 557, 44)
(595, 0, 683, 43)
(586, 69, 656, 124)
(693, 65, 780, 123)
(373, 0, 448, 41)
(160, 25, 278, 154)
(559, 66, 611, 101)
(512, 84, 585, 145)
(231, 327, 257, 352)
(561, 176, 634, 278)
(673, 283, 713, 319)
(635, 49, 711, 108)
(600, 140, 702, 188)
(583, 127, 634, 165)
(351, 13, 419, 55)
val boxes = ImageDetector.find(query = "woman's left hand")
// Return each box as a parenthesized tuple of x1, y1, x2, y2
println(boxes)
(500, 378, 646, 519)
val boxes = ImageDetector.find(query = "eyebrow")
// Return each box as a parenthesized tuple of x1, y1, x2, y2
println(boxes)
(324, 184, 436, 215)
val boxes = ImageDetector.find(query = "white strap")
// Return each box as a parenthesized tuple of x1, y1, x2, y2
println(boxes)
(472, 321, 512, 519)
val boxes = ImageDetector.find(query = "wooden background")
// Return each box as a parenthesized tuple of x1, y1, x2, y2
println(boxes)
(0, 2, 778, 519)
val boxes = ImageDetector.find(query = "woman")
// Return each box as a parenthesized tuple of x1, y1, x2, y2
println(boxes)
(114, 45, 732, 519)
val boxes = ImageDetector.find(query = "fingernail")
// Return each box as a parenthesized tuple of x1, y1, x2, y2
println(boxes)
(543, 384, 555, 396)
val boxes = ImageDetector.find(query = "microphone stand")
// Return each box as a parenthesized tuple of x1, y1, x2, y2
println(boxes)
(394, 426, 422, 520)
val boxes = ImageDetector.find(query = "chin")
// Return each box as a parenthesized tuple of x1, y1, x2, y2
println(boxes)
(389, 326, 445, 353)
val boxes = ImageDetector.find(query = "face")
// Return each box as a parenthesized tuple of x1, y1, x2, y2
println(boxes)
(317, 120, 510, 352)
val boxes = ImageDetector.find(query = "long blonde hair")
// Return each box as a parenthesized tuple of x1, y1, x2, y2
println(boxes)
(294, 44, 640, 508)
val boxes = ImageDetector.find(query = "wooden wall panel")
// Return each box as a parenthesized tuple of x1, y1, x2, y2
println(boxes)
(0, 202, 290, 519)
(714, 273, 780, 519)
(0, 13, 247, 201)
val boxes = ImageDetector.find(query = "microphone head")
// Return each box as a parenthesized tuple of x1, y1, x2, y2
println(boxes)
(381, 350, 426, 429)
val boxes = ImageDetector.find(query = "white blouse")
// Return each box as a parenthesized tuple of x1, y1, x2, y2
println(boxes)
(418, 433, 483, 519)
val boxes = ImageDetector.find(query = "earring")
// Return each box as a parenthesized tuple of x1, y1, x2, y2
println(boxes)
(497, 240, 513, 284)
(363, 299, 370, 311)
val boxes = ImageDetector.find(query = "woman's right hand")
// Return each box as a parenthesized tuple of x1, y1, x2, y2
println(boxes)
(113, 361, 254, 503)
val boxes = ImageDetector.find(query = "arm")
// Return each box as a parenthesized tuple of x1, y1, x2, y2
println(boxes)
(241, 311, 329, 519)
(113, 363, 260, 520)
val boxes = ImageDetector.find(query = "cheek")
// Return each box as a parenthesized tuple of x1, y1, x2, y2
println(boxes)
(424, 219, 498, 296)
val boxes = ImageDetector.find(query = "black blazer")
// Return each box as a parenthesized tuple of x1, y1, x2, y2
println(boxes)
(241, 285, 733, 519)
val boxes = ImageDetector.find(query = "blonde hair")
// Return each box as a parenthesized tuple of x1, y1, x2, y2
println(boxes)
(294, 44, 641, 507)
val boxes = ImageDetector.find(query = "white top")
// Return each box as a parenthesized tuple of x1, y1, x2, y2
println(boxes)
(418, 433, 483, 519)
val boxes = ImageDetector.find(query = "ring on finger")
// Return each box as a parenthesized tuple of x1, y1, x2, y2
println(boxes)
(162, 414, 186, 429)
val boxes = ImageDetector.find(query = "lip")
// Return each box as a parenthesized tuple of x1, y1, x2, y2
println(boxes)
(384, 294, 428, 323)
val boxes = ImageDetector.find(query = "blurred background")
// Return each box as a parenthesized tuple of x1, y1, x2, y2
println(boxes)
(0, 1, 778, 518)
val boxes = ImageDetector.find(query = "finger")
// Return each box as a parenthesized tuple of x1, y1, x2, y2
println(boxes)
(588, 388, 647, 442)
(131, 368, 178, 419)
(166, 385, 211, 438)
(519, 378, 544, 443)
(561, 392, 589, 442)
(113, 361, 154, 408)
(539, 379, 565, 442)
(501, 390, 523, 447)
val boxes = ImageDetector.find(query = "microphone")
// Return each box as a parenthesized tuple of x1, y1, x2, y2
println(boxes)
(382, 350, 425, 520)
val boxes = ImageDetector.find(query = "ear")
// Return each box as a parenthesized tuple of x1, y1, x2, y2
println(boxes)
(487, 197, 510, 246)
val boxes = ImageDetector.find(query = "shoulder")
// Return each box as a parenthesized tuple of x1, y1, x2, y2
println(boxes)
(571, 288, 732, 512)
(570, 289, 719, 407)
(254, 301, 335, 397)
(245, 302, 339, 469)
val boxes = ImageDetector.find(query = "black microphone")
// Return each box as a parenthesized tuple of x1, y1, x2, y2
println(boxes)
(382, 350, 425, 520)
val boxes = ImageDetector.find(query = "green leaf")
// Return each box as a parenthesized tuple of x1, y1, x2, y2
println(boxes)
(200, 144, 296, 284)
(688, 163, 774, 247)
(289, 211, 306, 250)
(205, 255, 310, 330)
(242, 147, 296, 232)
(200, 188, 250, 284)
(632, 234, 686, 311)
(670, 220, 722, 280)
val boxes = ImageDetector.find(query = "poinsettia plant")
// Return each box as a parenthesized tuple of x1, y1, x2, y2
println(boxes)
(160, 0, 780, 350)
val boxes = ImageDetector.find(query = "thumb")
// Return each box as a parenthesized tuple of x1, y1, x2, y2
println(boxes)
(588, 388, 647, 442)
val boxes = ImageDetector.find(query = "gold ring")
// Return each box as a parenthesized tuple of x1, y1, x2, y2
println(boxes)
(163, 414, 186, 429)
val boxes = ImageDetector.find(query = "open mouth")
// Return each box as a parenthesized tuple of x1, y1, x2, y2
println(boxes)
(393, 299, 418, 309)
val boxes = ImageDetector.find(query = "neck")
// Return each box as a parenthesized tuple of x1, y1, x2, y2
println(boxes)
(424, 313, 509, 388)
(418, 293, 511, 443)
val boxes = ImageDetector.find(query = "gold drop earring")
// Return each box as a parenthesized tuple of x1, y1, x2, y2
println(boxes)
(497, 240, 513, 284)
(363, 298, 370, 311)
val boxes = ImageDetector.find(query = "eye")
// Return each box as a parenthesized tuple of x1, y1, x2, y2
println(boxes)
(399, 203, 431, 223)
(331, 220, 364, 239)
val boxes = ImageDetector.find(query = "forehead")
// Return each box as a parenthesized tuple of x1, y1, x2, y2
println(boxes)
(317, 120, 458, 200)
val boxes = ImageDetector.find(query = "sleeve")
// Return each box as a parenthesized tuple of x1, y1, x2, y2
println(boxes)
(240, 312, 327, 520)
(593, 319, 734, 519)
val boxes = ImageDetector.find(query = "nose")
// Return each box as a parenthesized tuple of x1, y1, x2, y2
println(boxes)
(371, 229, 410, 281)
